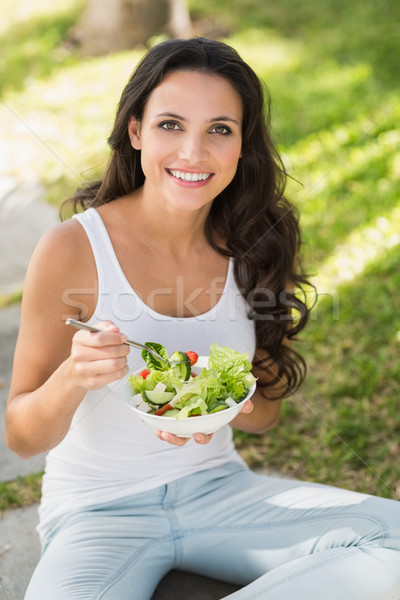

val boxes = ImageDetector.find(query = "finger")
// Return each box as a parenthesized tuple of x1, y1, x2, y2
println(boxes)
(154, 430, 190, 446)
(72, 342, 130, 362)
(74, 356, 129, 378)
(93, 320, 120, 332)
(240, 399, 254, 414)
(82, 364, 130, 390)
(72, 326, 127, 348)
(193, 432, 214, 444)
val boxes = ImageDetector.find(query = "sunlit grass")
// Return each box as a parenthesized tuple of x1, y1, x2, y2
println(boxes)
(287, 100, 400, 268)
(1, 50, 144, 203)
(0, 0, 85, 96)
(237, 240, 400, 499)
(313, 205, 400, 291)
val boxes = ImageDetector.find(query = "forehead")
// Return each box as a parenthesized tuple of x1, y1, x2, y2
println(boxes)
(143, 70, 243, 120)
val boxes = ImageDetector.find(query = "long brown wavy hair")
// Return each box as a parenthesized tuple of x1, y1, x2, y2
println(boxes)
(61, 37, 311, 398)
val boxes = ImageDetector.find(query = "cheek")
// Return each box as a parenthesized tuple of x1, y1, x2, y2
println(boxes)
(223, 137, 242, 160)
(222, 145, 242, 174)
(149, 134, 176, 164)
(140, 137, 167, 174)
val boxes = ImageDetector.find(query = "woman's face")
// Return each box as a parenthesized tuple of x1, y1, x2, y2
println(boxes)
(129, 69, 243, 213)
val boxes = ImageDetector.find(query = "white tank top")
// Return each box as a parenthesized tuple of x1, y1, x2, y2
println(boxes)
(38, 208, 256, 542)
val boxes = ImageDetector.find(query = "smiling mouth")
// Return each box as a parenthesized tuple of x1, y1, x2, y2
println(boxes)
(167, 169, 213, 182)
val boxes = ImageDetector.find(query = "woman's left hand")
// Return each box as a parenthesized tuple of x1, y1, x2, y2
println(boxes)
(154, 400, 253, 446)
(238, 399, 254, 415)
(154, 430, 214, 446)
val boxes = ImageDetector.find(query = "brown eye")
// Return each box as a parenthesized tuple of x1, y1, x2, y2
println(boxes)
(211, 125, 231, 135)
(160, 121, 180, 131)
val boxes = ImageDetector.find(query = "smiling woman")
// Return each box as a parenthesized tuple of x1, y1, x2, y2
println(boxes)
(127, 70, 243, 211)
(6, 37, 400, 600)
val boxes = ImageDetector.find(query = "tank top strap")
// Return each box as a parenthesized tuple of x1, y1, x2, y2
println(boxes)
(72, 207, 128, 297)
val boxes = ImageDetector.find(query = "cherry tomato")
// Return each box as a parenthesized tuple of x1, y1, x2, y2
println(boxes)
(154, 403, 173, 416)
(140, 369, 150, 379)
(186, 351, 198, 367)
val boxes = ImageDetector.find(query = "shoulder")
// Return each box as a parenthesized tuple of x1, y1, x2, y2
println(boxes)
(31, 216, 92, 268)
(25, 215, 97, 293)
(20, 215, 98, 323)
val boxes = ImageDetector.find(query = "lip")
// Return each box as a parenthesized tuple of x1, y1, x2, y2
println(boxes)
(166, 168, 214, 187)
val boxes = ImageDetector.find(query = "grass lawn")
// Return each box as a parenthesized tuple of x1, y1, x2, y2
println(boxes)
(1, 0, 399, 507)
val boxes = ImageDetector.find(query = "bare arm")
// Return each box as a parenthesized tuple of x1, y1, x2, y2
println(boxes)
(229, 347, 285, 434)
(6, 221, 130, 459)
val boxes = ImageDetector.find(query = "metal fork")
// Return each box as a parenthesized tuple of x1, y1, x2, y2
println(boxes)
(65, 319, 186, 365)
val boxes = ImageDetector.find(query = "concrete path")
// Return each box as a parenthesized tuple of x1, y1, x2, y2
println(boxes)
(0, 178, 58, 296)
(0, 179, 57, 599)
(0, 505, 40, 600)
(0, 305, 47, 481)
(0, 178, 57, 482)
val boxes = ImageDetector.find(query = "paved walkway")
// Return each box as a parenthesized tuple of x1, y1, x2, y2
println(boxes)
(0, 505, 40, 600)
(0, 178, 58, 599)
(0, 178, 56, 482)
(0, 177, 58, 296)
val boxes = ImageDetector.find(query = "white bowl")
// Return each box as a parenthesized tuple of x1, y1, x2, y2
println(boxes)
(123, 356, 256, 437)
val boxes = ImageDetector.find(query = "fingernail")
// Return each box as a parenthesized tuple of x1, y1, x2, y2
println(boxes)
(120, 334, 128, 342)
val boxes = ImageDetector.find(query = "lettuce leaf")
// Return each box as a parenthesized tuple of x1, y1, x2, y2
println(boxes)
(173, 370, 221, 407)
(208, 344, 257, 400)
(175, 397, 208, 419)
(208, 343, 253, 376)
(129, 369, 184, 395)
(141, 342, 170, 371)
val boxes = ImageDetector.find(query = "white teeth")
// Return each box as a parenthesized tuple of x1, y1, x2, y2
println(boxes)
(168, 169, 211, 182)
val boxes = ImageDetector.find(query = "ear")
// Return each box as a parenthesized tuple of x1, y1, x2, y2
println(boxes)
(128, 116, 141, 150)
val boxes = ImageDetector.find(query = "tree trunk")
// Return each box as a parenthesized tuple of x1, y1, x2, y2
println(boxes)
(168, 0, 192, 39)
(74, 0, 192, 56)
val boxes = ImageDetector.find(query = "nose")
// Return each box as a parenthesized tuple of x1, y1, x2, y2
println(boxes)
(178, 132, 208, 163)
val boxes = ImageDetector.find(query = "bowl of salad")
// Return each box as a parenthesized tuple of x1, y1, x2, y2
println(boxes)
(123, 342, 257, 437)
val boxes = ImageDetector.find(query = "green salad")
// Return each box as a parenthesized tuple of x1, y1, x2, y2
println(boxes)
(128, 343, 257, 419)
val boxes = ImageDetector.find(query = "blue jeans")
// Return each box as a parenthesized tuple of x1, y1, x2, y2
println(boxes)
(25, 462, 400, 600)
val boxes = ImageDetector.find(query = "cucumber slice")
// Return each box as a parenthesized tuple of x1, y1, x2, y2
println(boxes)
(142, 390, 175, 405)
(169, 351, 191, 381)
(161, 408, 180, 418)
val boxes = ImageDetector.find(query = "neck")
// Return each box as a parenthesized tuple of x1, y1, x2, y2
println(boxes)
(133, 186, 212, 259)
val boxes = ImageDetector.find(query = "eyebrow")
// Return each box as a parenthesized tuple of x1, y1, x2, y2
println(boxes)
(154, 112, 241, 125)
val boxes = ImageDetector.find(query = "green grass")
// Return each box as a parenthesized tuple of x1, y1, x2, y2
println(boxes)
(0, 472, 43, 511)
(0, 0, 84, 97)
(1, 0, 399, 506)
(0, 288, 23, 308)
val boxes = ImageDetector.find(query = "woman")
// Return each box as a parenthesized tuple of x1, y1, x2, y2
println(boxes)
(6, 38, 400, 599)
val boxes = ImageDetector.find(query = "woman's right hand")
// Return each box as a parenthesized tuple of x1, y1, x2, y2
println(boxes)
(69, 321, 130, 391)
(6, 320, 130, 458)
